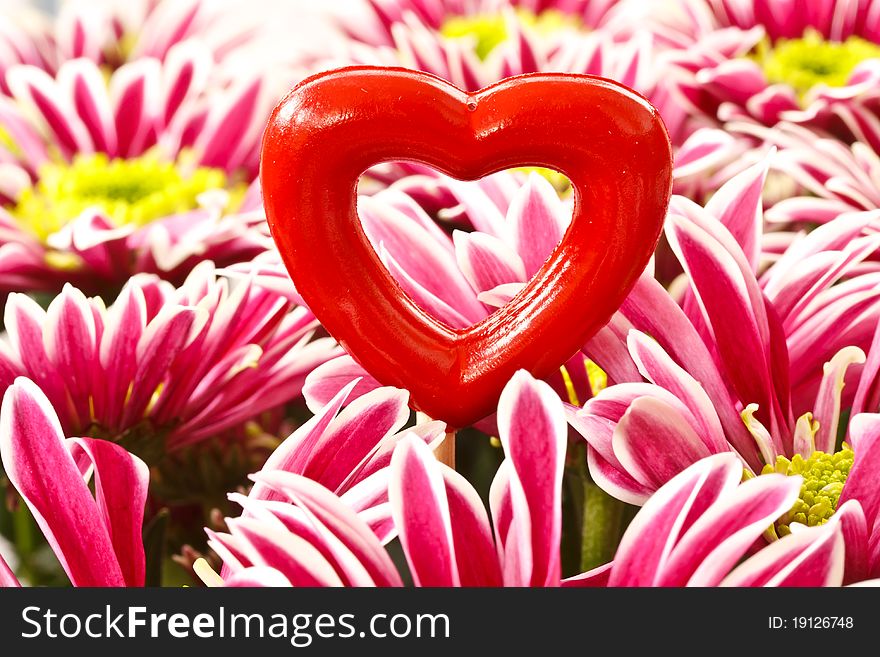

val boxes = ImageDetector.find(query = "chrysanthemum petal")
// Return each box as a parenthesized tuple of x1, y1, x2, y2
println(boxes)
(608, 453, 741, 587)
(442, 466, 502, 586)
(224, 567, 292, 587)
(389, 436, 459, 586)
(303, 355, 383, 413)
(612, 396, 713, 489)
(497, 370, 566, 587)
(507, 173, 568, 277)
(0, 378, 127, 586)
(722, 524, 845, 587)
(67, 437, 149, 587)
(840, 413, 880, 529)
(661, 474, 801, 586)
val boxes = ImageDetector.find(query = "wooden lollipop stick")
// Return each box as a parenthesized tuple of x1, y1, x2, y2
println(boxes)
(435, 430, 456, 469)
(417, 412, 456, 469)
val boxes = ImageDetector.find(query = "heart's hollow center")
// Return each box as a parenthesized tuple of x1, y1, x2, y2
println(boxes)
(356, 164, 574, 333)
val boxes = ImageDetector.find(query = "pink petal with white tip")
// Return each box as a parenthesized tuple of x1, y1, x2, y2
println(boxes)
(224, 567, 292, 587)
(627, 331, 727, 454)
(97, 283, 147, 427)
(196, 77, 263, 172)
(0, 550, 19, 587)
(298, 387, 411, 492)
(497, 370, 566, 587)
(742, 85, 800, 125)
(834, 500, 869, 585)
(256, 471, 402, 587)
(110, 59, 160, 157)
(132, 0, 201, 60)
(853, 319, 880, 416)
(453, 229, 527, 295)
(587, 446, 655, 506)
(0, 378, 126, 586)
(68, 437, 149, 587)
(7, 65, 92, 157)
(44, 285, 97, 429)
(582, 316, 642, 385)
(160, 42, 211, 127)
(4, 294, 68, 423)
(661, 474, 801, 586)
(722, 523, 845, 587)
(58, 59, 117, 155)
(840, 413, 880, 530)
(122, 305, 204, 425)
(338, 422, 447, 494)
(442, 466, 502, 586)
(250, 379, 358, 501)
(561, 563, 612, 587)
(361, 196, 486, 322)
(666, 211, 785, 439)
(389, 436, 459, 586)
(574, 382, 691, 465)
(695, 58, 767, 105)
(302, 355, 383, 413)
(704, 156, 769, 270)
(379, 243, 473, 328)
(507, 173, 569, 277)
(674, 128, 738, 179)
(608, 453, 742, 587)
(225, 518, 343, 587)
(612, 396, 713, 489)
(619, 275, 760, 467)
(477, 282, 524, 308)
(765, 197, 854, 224)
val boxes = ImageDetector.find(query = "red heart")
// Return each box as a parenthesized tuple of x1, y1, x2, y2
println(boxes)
(261, 67, 672, 428)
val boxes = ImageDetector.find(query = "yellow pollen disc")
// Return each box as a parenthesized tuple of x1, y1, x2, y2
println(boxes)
(754, 29, 880, 100)
(763, 446, 854, 538)
(10, 153, 239, 241)
(441, 9, 580, 60)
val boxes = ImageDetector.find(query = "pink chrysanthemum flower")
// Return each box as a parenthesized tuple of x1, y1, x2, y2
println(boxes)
(0, 42, 275, 297)
(569, 453, 852, 587)
(552, 157, 880, 582)
(570, 157, 880, 494)
(758, 121, 880, 224)
(0, 371, 420, 586)
(0, 262, 337, 492)
(660, 0, 880, 150)
(197, 374, 852, 587)
(323, 0, 695, 152)
(0, 0, 264, 94)
(223, 379, 448, 545)
(340, 0, 630, 48)
(201, 370, 571, 586)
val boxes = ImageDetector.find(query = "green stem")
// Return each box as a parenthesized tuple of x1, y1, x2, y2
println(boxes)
(10, 502, 35, 583)
(580, 471, 625, 572)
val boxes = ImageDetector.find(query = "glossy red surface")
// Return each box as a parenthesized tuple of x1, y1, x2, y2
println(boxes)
(261, 67, 673, 428)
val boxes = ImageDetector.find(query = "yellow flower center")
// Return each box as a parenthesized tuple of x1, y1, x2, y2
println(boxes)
(516, 167, 572, 194)
(441, 9, 579, 59)
(11, 153, 234, 241)
(763, 447, 853, 538)
(755, 30, 880, 99)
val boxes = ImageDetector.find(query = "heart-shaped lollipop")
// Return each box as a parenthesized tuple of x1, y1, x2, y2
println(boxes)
(261, 67, 672, 428)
